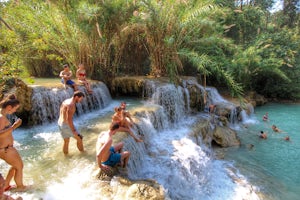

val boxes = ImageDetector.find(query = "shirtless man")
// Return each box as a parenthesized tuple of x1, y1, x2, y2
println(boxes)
(0, 94, 25, 191)
(59, 64, 78, 90)
(58, 91, 85, 154)
(97, 124, 131, 173)
(120, 102, 134, 127)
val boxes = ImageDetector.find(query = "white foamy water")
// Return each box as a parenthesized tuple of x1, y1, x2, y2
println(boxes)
(132, 111, 259, 200)
(0, 81, 260, 200)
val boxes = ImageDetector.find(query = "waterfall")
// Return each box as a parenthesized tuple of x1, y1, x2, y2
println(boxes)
(9, 79, 259, 200)
(150, 84, 186, 123)
(125, 83, 240, 199)
(29, 82, 111, 125)
(205, 87, 229, 104)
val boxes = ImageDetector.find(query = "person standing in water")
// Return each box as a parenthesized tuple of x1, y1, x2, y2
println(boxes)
(262, 112, 269, 121)
(58, 91, 85, 154)
(0, 94, 26, 191)
(97, 123, 131, 174)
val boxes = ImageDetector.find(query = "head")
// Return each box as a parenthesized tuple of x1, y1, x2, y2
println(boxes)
(110, 123, 120, 134)
(285, 136, 290, 140)
(73, 91, 85, 103)
(260, 131, 264, 134)
(63, 64, 70, 71)
(0, 94, 20, 114)
(78, 63, 84, 69)
(120, 102, 126, 110)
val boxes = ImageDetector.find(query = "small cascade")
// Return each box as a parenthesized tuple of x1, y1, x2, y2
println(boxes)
(150, 84, 186, 123)
(205, 86, 229, 104)
(143, 80, 156, 99)
(29, 82, 112, 125)
(134, 104, 170, 131)
(229, 106, 239, 126)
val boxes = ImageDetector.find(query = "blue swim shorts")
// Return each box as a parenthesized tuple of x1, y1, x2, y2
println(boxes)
(102, 147, 121, 167)
(61, 79, 75, 86)
(58, 123, 74, 139)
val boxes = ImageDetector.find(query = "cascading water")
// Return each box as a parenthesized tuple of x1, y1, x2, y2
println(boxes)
(29, 82, 111, 125)
(127, 84, 259, 200)
(1, 80, 259, 200)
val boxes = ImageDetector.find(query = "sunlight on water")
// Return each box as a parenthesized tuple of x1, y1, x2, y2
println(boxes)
(224, 103, 300, 200)
(0, 84, 264, 200)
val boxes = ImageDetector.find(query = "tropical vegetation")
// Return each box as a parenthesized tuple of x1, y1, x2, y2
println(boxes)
(1, 0, 300, 99)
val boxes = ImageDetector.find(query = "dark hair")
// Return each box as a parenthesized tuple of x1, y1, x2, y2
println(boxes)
(73, 91, 85, 98)
(110, 123, 120, 131)
(260, 131, 264, 134)
(63, 64, 69, 68)
(0, 94, 20, 109)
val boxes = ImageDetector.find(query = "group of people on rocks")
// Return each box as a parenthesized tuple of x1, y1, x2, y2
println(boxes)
(0, 64, 142, 198)
(260, 112, 289, 141)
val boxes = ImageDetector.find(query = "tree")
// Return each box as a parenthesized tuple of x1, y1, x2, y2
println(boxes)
(283, 0, 299, 28)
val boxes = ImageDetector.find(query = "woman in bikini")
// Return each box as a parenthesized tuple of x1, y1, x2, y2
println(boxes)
(0, 94, 25, 191)
(76, 64, 93, 94)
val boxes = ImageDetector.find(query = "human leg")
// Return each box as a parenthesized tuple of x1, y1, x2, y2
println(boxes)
(121, 151, 131, 168)
(113, 142, 124, 153)
(4, 167, 15, 189)
(63, 138, 70, 154)
(59, 124, 73, 154)
(117, 127, 143, 142)
(2, 148, 25, 189)
(75, 136, 84, 152)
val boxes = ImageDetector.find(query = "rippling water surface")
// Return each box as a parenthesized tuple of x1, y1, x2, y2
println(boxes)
(224, 103, 300, 200)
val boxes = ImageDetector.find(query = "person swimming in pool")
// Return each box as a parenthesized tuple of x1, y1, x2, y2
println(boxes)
(259, 131, 267, 139)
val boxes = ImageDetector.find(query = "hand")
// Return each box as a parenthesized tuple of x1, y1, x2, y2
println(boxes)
(77, 133, 83, 140)
(12, 118, 22, 130)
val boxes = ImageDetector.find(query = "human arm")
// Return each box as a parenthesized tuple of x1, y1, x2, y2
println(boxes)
(0, 118, 22, 134)
(76, 69, 80, 79)
(66, 104, 82, 138)
(59, 71, 64, 78)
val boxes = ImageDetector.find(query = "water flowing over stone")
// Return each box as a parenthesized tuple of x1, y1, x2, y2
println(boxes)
(29, 82, 111, 125)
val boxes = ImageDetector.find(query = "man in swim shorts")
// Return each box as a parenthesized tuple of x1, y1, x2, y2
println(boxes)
(59, 64, 78, 90)
(58, 91, 85, 154)
(97, 123, 131, 171)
